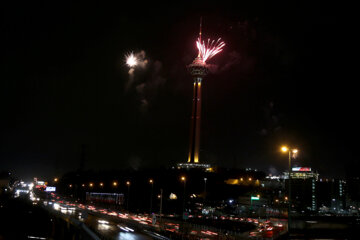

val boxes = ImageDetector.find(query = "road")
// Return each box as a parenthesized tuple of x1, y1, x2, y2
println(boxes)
(44, 201, 154, 240)
(41, 195, 271, 239)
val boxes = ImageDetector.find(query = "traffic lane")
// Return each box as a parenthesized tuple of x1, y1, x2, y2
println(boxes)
(117, 232, 153, 240)
(87, 216, 152, 240)
(46, 199, 174, 239)
(47, 202, 151, 240)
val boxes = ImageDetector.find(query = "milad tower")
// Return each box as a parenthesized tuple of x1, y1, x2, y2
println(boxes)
(187, 50, 208, 164)
(178, 21, 225, 169)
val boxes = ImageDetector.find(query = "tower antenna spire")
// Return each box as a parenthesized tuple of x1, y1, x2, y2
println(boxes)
(197, 17, 202, 58)
(199, 16, 202, 42)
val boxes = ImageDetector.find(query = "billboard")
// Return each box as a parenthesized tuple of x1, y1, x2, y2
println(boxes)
(86, 192, 124, 205)
(45, 186, 56, 192)
(292, 167, 311, 172)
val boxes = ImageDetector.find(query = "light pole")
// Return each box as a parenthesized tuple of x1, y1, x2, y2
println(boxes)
(149, 179, 154, 213)
(204, 177, 207, 203)
(159, 188, 163, 225)
(126, 181, 131, 211)
(281, 146, 298, 237)
(181, 176, 186, 218)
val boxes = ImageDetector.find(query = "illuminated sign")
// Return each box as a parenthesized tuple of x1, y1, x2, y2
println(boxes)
(251, 196, 260, 200)
(45, 186, 56, 192)
(292, 167, 311, 172)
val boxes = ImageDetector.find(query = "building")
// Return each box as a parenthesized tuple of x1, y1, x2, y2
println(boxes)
(287, 167, 318, 212)
(317, 178, 346, 213)
(86, 192, 124, 205)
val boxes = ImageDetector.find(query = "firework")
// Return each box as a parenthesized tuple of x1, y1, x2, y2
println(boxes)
(196, 38, 225, 63)
(126, 52, 138, 68)
(124, 51, 148, 93)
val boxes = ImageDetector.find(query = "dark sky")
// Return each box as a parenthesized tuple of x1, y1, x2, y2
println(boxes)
(1, 1, 357, 179)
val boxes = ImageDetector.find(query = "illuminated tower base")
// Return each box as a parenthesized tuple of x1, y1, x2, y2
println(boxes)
(187, 57, 208, 164)
(176, 57, 212, 171)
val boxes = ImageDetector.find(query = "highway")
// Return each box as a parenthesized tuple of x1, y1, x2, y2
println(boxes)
(41, 195, 278, 239)
(43, 200, 154, 240)
(30, 190, 286, 239)
(6, 186, 286, 239)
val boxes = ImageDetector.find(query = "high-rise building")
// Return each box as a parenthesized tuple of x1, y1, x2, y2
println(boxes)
(317, 178, 346, 212)
(287, 167, 319, 212)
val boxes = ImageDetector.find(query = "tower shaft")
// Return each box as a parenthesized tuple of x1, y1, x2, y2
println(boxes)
(188, 77, 202, 163)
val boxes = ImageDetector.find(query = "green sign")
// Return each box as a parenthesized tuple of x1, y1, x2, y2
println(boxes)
(251, 196, 260, 200)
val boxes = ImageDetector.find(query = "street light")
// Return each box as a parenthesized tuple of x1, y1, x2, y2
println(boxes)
(159, 189, 163, 225)
(281, 146, 289, 152)
(113, 181, 118, 187)
(126, 181, 131, 211)
(204, 178, 207, 202)
(89, 183, 93, 187)
(54, 178, 58, 182)
(281, 145, 299, 236)
(99, 182, 104, 187)
(149, 179, 154, 213)
(181, 176, 186, 219)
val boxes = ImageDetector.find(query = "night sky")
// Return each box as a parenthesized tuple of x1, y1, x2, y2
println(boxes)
(1, 1, 357, 179)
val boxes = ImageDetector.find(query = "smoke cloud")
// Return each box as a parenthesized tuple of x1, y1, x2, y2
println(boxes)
(135, 60, 166, 114)
(123, 50, 166, 114)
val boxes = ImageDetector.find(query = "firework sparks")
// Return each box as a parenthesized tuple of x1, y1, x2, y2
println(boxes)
(124, 50, 148, 92)
(196, 38, 225, 63)
(126, 52, 138, 68)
